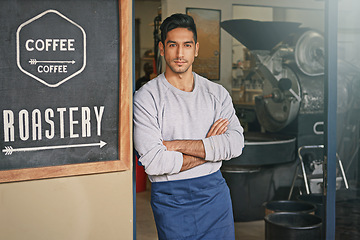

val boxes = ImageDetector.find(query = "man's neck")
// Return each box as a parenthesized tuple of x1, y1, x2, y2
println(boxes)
(164, 70, 194, 92)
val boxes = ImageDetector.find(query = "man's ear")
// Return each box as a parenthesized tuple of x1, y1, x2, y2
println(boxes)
(195, 42, 199, 57)
(159, 41, 164, 56)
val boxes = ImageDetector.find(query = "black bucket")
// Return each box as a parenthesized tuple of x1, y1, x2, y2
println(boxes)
(297, 194, 324, 219)
(265, 212, 322, 240)
(264, 200, 316, 216)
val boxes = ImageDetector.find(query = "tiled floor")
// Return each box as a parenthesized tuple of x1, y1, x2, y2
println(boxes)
(136, 190, 265, 240)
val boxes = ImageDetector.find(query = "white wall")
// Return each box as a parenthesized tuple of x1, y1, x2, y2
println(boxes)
(0, 172, 133, 240)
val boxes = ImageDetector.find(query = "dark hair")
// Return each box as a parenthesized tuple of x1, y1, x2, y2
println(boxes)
(160, 13, 197, 44)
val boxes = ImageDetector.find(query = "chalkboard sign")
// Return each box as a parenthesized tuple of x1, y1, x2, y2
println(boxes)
(0, 0, 131, 183)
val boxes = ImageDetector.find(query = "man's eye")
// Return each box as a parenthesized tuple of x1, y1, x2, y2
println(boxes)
(169, 44, 176, 47)
(185, 44, 192, 47)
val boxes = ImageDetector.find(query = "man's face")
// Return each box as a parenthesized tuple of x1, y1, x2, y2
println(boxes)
(159, 27, 199, 75)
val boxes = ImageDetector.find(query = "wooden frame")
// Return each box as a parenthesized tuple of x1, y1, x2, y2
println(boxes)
(0, 0, 131, 183)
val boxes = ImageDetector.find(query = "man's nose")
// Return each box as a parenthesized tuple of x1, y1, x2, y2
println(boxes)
(176, 46, 184, 58)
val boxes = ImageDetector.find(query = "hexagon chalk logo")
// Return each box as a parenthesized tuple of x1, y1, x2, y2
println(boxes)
(16, 9, 86, 88)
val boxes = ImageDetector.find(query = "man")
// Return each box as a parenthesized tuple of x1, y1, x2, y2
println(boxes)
(134, 13, 244, 240)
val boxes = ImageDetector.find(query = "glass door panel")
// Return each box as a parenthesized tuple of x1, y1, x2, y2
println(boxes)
(334, 0, 360, 239)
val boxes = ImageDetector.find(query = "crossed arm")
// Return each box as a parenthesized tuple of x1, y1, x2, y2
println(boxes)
(163, 118, 229, 172)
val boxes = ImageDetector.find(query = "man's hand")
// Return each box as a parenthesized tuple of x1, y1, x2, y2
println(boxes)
(181, 155, 206, 172)
(206, 118, 229, 138)
(163, 118, 229, 172)
(163, 140, 205, 159)
(163, 118, 229, 156)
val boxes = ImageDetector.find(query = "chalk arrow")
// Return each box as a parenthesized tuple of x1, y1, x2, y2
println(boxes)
(2, 141, 107, 155)
(29, 59, 76, 65)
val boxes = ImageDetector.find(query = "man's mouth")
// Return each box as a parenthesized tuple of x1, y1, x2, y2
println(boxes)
(174, 59, 187, 64)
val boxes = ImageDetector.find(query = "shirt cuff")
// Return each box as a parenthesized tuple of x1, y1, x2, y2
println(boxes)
(173, 151, 184, 173)
(202, 138, 214, 161)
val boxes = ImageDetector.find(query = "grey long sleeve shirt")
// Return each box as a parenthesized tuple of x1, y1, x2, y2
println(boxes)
(133, 73, 244, 182)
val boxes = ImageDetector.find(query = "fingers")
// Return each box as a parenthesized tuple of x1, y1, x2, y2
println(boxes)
(206, 118, 229, 138)
(215, 119, 229, 135)
(207, 118, 228, 137)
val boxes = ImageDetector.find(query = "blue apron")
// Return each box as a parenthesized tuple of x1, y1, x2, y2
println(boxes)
(151, 170, 235, 240)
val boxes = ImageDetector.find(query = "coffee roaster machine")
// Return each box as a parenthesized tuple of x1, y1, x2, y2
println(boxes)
(219, 19, 336, 221)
